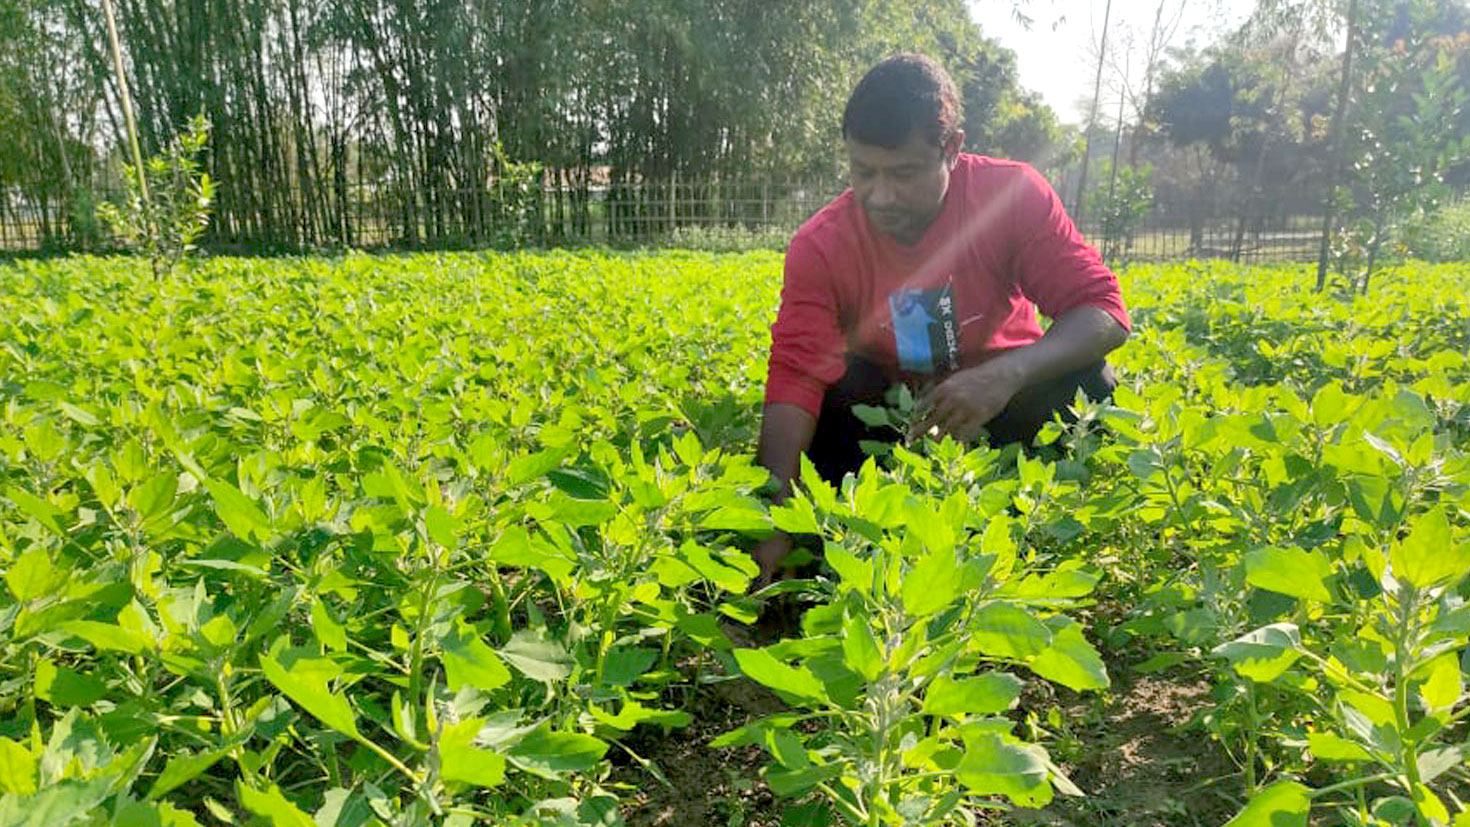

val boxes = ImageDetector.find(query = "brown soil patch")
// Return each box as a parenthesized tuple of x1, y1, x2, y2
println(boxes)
(1004, 671, 1241, 827)
(613, 667, 789, 827)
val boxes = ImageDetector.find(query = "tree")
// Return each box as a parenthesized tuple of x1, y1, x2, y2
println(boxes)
(1335, 1, 1470, 291)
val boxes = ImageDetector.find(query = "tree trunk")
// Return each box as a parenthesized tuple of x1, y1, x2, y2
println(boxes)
(1074, 0, 1113, 224)
(1315, 0, 1360, 292)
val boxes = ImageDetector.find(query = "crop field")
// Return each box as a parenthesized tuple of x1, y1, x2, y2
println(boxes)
(1, 251, 1468, 827)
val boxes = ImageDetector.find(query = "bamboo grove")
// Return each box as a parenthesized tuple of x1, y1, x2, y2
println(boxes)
(0, 0, 1068, 250)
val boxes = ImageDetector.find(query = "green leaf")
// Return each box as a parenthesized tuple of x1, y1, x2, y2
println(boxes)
(34, 658, 107, 707)
(60, 620, 149, 655)
(1027, 622, 1110, 691)
(489, 527, 575, 582)
(424, 506, 459, 549)
(1420, 654, 1462, 713)
(709, 715, 803, 749)
(954, 733, 1052, 808)
(840, 612, 884, 683)
(310, 599, 347, 653)
(1244, 547, 1334, 603)
(113, 798, 203, 827)
(236, 781, 316, 827)
(824, 544, 872, 594)
(769, 498, 820, 535)
(504, 724, 607, 779)
(258, 639, 360, 739)
(1412, 783, 1450, 823)
(587, 700, 691, 731)
(506, 449, 573, 486)
(901, 546, 960, 617)
(6, 547, 60, 602)
(1307, 732, 1374, 762)
(441, 622, 512, 692)
(1223, 780, 1310, 827)
(498, 629, 574, 683)
(923, 673, 1024, 717)
(968, 603, 1053, 659)
(1002, 561, 1100, 600)
(547, 492, 618, 527)
(767, 764, 842, 797)
(0, 738, 37, 795)
(58, 401, 99, 427)
(204, 478, 271, 542)
(147, 736, 248, 800)
(439, 718, 507, 788)
(5, 487, 64, 536)
(676, 542, 753, 593)
(128, 474, 178, 525)
(312, 787, 375, 827)
(1417, 747, 1464, 784)
(1391, 507, 1466, 588)
(1212, 623, 1302, 683)
(599, 647, 658, 687)
(732, 648, 829, 705)
(0, 775, 120, 826)
(765, 729, 809, 770)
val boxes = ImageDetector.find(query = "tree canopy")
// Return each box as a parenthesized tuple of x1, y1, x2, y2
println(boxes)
(0, 0, 1066, 248)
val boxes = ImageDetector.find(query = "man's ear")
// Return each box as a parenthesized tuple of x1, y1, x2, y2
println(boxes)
(944, 130, 965, 168)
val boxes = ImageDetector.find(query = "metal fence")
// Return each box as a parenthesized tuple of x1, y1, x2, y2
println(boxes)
(1, 180, 1330, 265)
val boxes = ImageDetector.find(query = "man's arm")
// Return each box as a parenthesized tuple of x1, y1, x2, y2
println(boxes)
(755, 233, 846, 586)
(756, 402, 818, 503)
(750, 402, 818, 586)
(918, 305, 1127, 440)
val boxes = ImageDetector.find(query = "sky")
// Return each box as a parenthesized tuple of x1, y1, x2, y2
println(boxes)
(969, 0, 1259, 125)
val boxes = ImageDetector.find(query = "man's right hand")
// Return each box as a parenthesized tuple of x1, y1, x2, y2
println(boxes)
(751, 532, 794, 591)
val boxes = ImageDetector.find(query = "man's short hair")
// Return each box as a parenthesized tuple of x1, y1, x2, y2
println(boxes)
(842, 53, 962, 151)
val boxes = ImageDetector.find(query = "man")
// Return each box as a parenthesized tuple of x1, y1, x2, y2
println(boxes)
(754, 53, 1130, 583)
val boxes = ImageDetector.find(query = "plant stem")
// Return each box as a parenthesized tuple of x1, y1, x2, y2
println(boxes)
(1309, 772, 1400, 799)
(1392, 585, 1425, 817)
(99, 0, 150, 213)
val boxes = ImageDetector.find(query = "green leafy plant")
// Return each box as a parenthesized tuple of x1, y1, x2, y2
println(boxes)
(1085, 162, 1154, 265)
(97, 114, 216, 278)
(719, 451, 1106, 825)
(0, 252, 1467, 826)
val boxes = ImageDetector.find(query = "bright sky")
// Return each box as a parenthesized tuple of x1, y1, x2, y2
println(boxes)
(969, 0, 1258, 124)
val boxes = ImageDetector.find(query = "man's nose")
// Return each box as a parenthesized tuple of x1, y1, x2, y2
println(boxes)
(868, 177, 897, 208)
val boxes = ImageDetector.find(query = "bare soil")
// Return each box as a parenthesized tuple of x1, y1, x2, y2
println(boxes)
(1003, 671, 1241, 827)
(612, 667, 790, 827)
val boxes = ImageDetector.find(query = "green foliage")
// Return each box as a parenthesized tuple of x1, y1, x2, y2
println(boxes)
(97, 115, 216, 278)
(721, 451, 1104, 824)
(1336, 32, 1470, 289)
(0, 252, 1468, 826)
(486, 142, 544, 248)
(1085, 163, 1155, 265)
(1397, 198, 1470, 261)
(1109, 259, 1470, 825)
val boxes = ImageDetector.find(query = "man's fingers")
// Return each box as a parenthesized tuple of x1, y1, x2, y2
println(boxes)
(911, 396, 951, 440)
(909, 399, 941, 440)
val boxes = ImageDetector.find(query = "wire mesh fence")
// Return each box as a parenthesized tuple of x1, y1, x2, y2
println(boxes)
(2, 180, 1333, 265)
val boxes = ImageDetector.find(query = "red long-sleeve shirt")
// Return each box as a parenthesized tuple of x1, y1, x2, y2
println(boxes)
(765, 154, 1130, 417)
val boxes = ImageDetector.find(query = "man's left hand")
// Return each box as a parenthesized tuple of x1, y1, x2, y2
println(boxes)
(913, 358, 1027, 442)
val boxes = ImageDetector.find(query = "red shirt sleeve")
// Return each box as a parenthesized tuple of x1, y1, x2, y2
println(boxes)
(1007, 165, 1131, 332)
(764, 235, 848, 417)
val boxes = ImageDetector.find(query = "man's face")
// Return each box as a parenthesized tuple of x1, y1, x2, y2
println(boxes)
(847, 130, 962, 245)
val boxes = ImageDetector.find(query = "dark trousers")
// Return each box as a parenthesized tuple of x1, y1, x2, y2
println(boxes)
(807, 356, 1117, 484)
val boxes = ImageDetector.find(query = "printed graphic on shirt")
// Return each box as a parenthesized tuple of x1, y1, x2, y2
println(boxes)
(888, 282, 959, 374)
